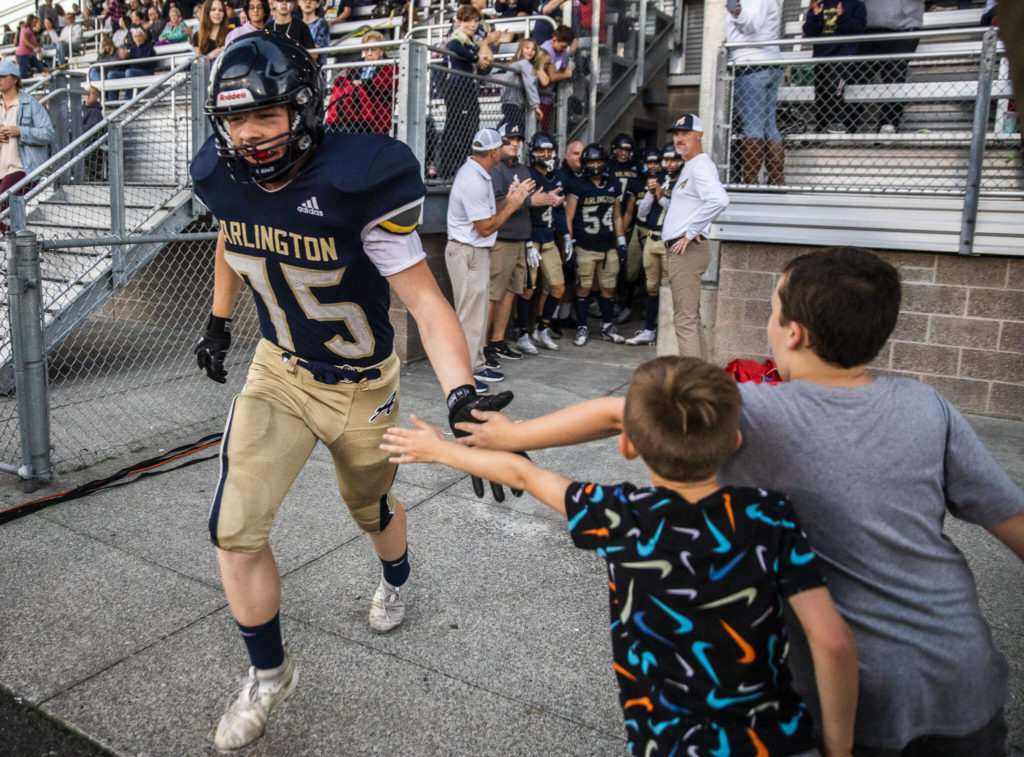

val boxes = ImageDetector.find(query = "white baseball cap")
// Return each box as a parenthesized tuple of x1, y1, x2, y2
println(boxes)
(472, 128, 503, 151)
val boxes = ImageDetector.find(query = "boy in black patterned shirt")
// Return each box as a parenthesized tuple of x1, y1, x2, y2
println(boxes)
(383, 356, 858, 757)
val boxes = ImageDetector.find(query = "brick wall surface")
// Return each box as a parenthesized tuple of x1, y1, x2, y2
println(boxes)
(714, 242, 1024, 421)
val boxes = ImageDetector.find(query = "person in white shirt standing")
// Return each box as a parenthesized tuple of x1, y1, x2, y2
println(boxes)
(727, 0, 785, 184)
(446, 128, 535, 391)
(661, 114, 729, 359)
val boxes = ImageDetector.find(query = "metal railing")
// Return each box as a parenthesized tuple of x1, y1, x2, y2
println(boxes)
(711, 26, 1018, 254)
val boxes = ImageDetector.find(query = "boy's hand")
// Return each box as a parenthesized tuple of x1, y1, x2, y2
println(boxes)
(446, 385, 521, 500)
(381, 415, 447, 464)
(453, 407, 515, 449)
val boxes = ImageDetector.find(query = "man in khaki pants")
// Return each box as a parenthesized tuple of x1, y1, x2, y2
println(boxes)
(446, 128, 534, 389)
(661, 114, 729, 359)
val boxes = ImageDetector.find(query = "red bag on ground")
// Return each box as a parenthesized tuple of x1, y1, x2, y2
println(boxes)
(725, 359, 782, 384)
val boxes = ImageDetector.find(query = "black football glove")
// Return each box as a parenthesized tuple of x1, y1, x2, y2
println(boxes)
(447, 384, 526, 502)
(195, 314, 232, 383)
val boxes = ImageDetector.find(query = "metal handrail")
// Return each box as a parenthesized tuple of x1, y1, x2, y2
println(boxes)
(0, 55, 197, 213)
(405, 13, 558, 40)
(724, 25, 992, 49)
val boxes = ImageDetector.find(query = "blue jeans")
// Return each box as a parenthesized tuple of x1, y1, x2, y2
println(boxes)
(733, 65, 782, 140)
(16, 54, 46, 79)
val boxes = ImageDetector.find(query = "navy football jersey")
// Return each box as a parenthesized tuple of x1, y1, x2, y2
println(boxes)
(643, 172, 675, 233)
(528, 166, 563, 244)
(191, 132, 426, 369)
(609, 160, 640, 203)
(636, 171, 667, 232)
(570, 178, 619, 250)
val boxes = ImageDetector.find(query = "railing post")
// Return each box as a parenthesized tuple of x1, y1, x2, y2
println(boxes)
(69, 75, 85, 185)
(49, 73, 70, 192)
(710, 44, 731, 179)
(396, 40, 428, 170)
(958, 27, 997, 256)
(192, 55, 212, 218)
(587, 0, 601, 143)
(6, 228, 52, 492)
(108, 121, 127, 285)
(8, 190, 28, 232)
(634, 0, 646, 96)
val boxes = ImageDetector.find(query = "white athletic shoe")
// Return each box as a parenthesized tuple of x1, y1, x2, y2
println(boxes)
(625, 328, 656, 346)
(369, 575, 408, 633)
(600, 324, 626, 344)
(516, 331, 539, 355)
(573, 325, 589, 347)
(214, 655, 298, 752)
(532, 325, 559, 351)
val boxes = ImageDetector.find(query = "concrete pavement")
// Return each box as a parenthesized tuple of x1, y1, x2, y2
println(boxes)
(1, 339, 1022, 756)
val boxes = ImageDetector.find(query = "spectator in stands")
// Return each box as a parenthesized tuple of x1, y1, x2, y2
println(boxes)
(298, 0, 329, 50)
(112, 15, 131, 46)
(80, 5, 98, 29)
(225, 0, 268, 44)
(148, 6, 167, 37)
(448, 0, 503, 55)
(850, 0, 924, 136)
(158, 6, 192, 41)
(538, 24, 573, 131)
(106, 25, 156, 97)
(55, 4, 70, 26)
(91, 33, 120, 91)
(58, 12, 85, 63)
(42, 17, 64, 67)
(803, 0, 865, 133)
(16, 16, 48, 79)
(2, 26, 14, 46)
(0, 60, 55, 232)
(355, 31, 397, 132)
(195, 0, 229, 57)
(727, 0, 784, 184)
(39, 0, 61, 30)
(102, 0, 128, 31)
(163, 0, 196, 20)
(439, 4, 493, 178)
(82, 85, 104, 130)
(498, 37, 544, 129)
(530, 0, 570, 46)
(265, 0, 314, 47)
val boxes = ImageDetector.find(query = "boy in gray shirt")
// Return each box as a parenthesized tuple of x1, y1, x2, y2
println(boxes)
(456, 247, 1024, 755)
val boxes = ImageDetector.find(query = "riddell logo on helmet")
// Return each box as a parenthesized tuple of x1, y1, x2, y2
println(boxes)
(217, 89, 254, 106)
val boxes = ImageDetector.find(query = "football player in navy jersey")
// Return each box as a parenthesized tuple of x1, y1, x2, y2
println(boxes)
(564, 143, 628, 346)
(190, 32, 512, 752)
(626, 142, 683, 346)
(518, 130, 565, 352)
(608, 133, 646, 325)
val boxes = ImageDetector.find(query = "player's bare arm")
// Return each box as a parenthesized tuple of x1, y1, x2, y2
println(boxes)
(382, 415, 571, 513)
(212, 230, 243, 318)
(987, 509, 1024, 562)
(387, 259, 474, 393)
(564, 195, 577, 237)
(456, 396, 626, 450)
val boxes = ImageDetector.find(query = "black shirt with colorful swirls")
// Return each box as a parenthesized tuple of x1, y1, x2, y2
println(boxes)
(565, 482, 826, 757)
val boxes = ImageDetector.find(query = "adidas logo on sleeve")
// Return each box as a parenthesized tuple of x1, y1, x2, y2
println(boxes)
(298, 196, 324, 217)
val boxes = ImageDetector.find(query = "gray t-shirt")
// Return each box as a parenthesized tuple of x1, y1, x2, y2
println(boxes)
(720, 376, 1024, 749)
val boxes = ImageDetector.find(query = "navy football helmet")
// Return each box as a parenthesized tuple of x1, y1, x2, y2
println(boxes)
(611, 132, 634, 162)
(581, 143, 609, 178)
(528, 131, 558, 171)
(206, 32, 324, 185)
(662, 142, 683, 178)
(642, 148, 661, 169)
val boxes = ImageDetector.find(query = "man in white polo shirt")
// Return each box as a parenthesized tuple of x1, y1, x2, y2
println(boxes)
(446, 128, 535, 390)
(661, 114, 729, 359)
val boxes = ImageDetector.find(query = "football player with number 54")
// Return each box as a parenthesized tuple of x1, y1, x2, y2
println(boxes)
(191, 32, 513, 752)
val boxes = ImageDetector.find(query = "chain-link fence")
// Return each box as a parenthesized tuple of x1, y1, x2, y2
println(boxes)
(1, 224, 260, 484)
(717, 27, 1021, 195)
(324, 57, 401, 137)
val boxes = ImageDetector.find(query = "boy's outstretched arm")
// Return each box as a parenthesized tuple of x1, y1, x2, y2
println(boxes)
(455, 396, 626, 452)
(382, 416, 572, 514)
(986, 509, 1024, 562)
(787, 587, 858, 757)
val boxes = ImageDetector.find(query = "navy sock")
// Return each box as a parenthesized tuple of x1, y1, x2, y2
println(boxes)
(515, 296, 531, 330)
(381, 547, 410, 587)
(575, 296, 590, 327)
(644, 294, 659, 331)
(540, 294, 559, 323)
(237, 612, 285, 670)
(599, 296, 615, 324)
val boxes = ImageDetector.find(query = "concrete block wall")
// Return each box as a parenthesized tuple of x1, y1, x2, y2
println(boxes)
(389, 233, 448, 363)
(713, 242, 1024, 421)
